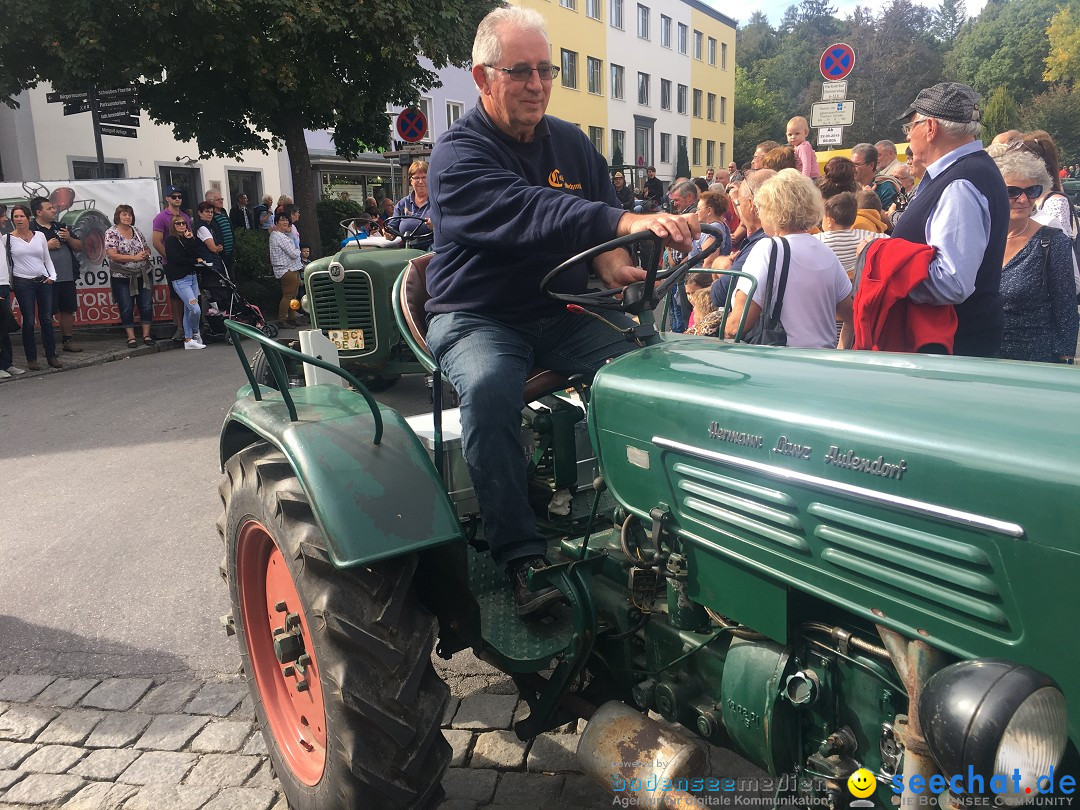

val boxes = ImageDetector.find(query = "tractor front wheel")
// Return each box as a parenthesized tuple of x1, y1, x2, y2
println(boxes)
(218, 442, 450, 809)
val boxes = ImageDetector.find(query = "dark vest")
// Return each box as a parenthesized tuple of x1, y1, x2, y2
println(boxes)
(892, 148, 1009, 357)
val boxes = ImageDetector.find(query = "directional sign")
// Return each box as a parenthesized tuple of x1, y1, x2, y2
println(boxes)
(47, 90, 88, 104)
(97, 86, 137, 100)
(64, 98, 137, 116)
(817, 126, 843, 146)
(811, 100, 855, 128)
(821, 80, 847, 102)
(99, 123, 137, 139)
(99, 112, 140, 127)
(819, 43, 855, 81)
(395, 107, 428, 144)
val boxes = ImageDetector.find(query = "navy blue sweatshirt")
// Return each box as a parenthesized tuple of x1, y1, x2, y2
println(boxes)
(426, 102, 625, 320)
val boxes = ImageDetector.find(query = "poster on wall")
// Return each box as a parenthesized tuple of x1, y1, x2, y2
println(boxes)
(2, 178, 169, 325)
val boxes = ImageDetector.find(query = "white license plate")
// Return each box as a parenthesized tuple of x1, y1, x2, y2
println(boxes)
(328, 329, 365, 350)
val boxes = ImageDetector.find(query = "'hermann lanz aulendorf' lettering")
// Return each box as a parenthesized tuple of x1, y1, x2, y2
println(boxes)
(824, 446, 908, 480)
(707, 422, 764, 448)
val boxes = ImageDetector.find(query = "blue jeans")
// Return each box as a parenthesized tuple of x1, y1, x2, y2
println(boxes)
(0, 285, 12, 370)
(11, 276, 56, 361)
(427, 309, 635, 568)
(110, 276, 153, 329)
(170, 275, 201, 338)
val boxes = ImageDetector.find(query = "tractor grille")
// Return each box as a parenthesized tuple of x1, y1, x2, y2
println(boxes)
(308, 271, 377, 355)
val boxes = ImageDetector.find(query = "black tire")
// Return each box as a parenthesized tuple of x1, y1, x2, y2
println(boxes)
(250, 349, 278, 391)
(218, 442, 451, 809)
(72, 210, 112, 264)
(262, 322, 280, 338)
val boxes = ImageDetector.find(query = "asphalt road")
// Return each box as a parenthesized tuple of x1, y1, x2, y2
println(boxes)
(0, 340, 434, 681)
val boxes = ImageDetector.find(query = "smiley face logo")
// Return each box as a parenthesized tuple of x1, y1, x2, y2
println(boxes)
(848, 769, 877, 798)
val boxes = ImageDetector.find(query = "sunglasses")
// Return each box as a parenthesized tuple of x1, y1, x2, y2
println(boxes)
(485, 63, 560, 82)
(167, 194, 182, 200)
(1006, 185, 1043, 200)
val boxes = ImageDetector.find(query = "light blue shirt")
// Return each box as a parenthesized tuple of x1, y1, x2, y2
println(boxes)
(906, 140, 992, 305)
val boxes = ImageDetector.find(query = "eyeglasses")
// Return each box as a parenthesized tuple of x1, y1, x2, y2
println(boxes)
(1006, 184, 1044, 200)
(901, 118, 929, 137)
(167, 194, 182, 200)
(485, 63, 559, 81)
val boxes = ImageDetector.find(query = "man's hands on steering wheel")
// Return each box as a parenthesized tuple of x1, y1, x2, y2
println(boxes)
(381, 215, 433, 242)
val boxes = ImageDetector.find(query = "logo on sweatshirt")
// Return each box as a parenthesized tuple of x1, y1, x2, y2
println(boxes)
(548, 169, 583, 191)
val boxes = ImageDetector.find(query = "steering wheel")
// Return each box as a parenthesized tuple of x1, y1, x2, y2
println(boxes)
(22, 181, 50, 200)
(539, 223, 726, 316)
(381, 214, 433, 243)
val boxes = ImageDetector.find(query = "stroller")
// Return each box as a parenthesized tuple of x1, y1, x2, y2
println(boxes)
(198, 259, 278, 342)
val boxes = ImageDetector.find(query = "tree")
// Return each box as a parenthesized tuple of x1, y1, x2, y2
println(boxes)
(676, 141, 691, 180)
(944, 0, 1060, 105)
(733, 67, 784, 166)
(0, 0, 496, 256)
(933, 0, 968, 43)
(981, 86, 1020, 143)
(612, 145, 625, 167)
(738, 12, 780, 65)
(1022, 85, 1080, 163)
(1044, 3, 1080, 86)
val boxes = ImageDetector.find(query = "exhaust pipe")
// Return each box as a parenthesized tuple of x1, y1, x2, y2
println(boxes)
(577, 701, 707, 809)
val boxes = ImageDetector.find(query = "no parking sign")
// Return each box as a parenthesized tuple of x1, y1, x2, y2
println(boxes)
(819, 43, 855, 81)
(396, 107, 428, 143)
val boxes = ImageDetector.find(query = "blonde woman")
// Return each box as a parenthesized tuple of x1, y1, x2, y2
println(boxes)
(725, 169, 852, 348)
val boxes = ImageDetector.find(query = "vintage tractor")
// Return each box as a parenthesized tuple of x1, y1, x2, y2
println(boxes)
(216, 226, 1077, 810)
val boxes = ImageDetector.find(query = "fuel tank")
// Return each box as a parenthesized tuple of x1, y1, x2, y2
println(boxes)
(589, 340, 1080, 735)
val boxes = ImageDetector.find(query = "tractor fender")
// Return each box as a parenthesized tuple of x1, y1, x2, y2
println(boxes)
(220, 383, 463, 568)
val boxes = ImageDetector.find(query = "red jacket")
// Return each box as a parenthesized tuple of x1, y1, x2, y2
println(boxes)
(853, 238, 957, 353)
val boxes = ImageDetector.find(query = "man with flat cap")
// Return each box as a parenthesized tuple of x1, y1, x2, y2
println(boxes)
(892, 82, 1009, 357)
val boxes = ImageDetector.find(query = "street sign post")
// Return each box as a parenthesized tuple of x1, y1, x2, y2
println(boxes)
(395, 107, 428, 144)
(821, 81, 847, 102)
(811, 100, 855, 128)
(819, 43, 855, 81)
(99, 123, 137, 139)
(817, 127, 843, 146)
(99, 112, 140, 127)
(49, 85, 141, 171)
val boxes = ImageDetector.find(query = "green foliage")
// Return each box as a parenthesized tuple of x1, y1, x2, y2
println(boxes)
(733, 66, 783, 166)
(315, 198, 366, 258)
(945, 0, 1059, 105)
(1044, 3, 1080, 86)
(676, 141, 691, 180)
(933, 0, 968, 43)
(981, 86, 1020, 144)
(232, 229, 278, 316)
(1021, 85, 1080, 163)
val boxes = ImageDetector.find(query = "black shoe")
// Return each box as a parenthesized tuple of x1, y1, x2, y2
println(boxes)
(508, 556, 563, 618)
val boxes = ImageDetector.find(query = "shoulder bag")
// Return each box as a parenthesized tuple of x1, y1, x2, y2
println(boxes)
(745, 236, 790, 347)
(107, 227, 152, 277)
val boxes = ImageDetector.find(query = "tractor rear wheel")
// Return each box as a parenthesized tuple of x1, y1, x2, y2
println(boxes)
(218, 442, 450, 809)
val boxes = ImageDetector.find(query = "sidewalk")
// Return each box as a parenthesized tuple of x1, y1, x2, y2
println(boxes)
(2, 326, 181, 382)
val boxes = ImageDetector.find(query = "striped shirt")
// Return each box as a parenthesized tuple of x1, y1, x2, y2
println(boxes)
(815, 229, 887, 278)
(212, 212, 235, 255)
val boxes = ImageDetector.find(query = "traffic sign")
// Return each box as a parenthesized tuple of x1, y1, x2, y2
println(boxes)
(64, 98, 137, 116)
(99, 123, 137, 139)
(396, 107, 428, 144)
(819, 43, 855, 81)
(811, 100, 855, 128)
(817, 126, 843, 146)
(47, 90, 88, 104)
(821, 80, 847, 102)
(99, 112, 140, 127)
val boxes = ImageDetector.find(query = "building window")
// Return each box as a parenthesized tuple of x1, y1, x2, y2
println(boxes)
(719, 143, 726, 165)
(693, 88, 702, 118)
(660, 133, 671, 163)
(446, 101, 463, 129)
(677, 135, 688, 162)
(660, 15, 671, 47)
(660, 79, 671, 110)
(612, 129, 625, 159)
(560, 0, 576, 9)
(587, 57, 603, 94)
(721, 42, 728, 69)
(635, 125, 652, 166)
(720, 96, 727, 123)
(693, 30, 703, 60)
(610, 0, 624, 28)
(611, 64, 624, 99)
(72, 161, 124, 179)
(706, 141, 715, 168)
(637, 4, 649, 39)
(227, 170, 261, 206)
(586, 0, 601, 18)
(708, 37, 717, 66)
(638, 72, 650, 106)
(676, 84, 687, 115)
(589, 126, 605, 154)
(677, 23, 688, 54)
(693, 138, 702, 166)
(561, 49, 578, 89)
(707, 93, 716, 121)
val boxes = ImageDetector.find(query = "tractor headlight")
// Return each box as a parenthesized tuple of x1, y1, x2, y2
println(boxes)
(300, 294, 309, 314)
(919, 660, 1067, 804)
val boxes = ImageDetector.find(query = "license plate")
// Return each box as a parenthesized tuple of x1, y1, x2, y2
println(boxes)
(328, 329, 365, 350)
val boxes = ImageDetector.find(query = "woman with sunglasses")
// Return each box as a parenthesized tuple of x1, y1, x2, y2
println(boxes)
(163, 217, 206, 349)
(993, 150, 1077, 364)
(2, 203, 60, 371)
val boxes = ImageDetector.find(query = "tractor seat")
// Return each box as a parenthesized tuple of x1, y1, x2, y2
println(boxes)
(399, 253, 570, 402)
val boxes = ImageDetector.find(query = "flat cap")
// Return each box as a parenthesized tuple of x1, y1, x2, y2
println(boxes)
(897, 82, 981, 124)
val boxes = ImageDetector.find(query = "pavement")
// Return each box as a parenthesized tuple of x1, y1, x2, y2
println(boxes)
(2, 325, 182, 382)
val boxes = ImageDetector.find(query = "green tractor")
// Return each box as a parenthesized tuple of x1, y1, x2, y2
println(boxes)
(216, 226, 1077, 809)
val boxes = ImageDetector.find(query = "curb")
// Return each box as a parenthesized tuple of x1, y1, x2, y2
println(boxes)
(1, 338, 182, 383)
